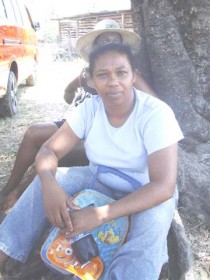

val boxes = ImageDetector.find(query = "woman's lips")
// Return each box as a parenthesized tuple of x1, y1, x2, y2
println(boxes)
(107, 92, 122, 98)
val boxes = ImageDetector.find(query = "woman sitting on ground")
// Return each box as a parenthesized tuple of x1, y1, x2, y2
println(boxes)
(0, 43, 183, 279)
(0, 19, 156, 212)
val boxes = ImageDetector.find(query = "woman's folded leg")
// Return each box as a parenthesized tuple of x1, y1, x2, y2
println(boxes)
(105, 195, 177, 280)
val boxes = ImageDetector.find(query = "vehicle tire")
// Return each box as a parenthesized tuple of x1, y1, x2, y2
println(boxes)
(0, 71, 18, 117)
(26, 62, 37, 86)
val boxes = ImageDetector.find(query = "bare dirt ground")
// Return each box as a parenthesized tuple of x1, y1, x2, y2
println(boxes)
(0, 46, 209, 279)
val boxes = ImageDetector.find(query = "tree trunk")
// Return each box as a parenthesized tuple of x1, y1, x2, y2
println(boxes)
(130, 1, 209, 278)
(131, 0, 210, 226)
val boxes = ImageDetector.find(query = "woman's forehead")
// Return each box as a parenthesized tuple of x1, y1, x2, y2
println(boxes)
(94, 51, 130, 69)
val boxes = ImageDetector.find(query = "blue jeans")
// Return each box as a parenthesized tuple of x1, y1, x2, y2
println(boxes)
(0, 166, 177, 280)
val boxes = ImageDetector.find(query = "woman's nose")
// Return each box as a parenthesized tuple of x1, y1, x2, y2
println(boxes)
(107, 74, 119, 86)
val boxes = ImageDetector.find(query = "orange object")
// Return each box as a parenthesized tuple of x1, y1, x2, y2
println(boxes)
(46, 234, 103, 280)
(0, 0, 39, 117)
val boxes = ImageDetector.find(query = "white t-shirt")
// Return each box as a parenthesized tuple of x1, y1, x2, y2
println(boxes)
(67, 89, 184, 192)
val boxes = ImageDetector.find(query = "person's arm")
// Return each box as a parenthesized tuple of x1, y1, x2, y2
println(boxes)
(134, 71, 157, 98)
(64, 75, 81, 104)
(35, 122, 80, 230)
(64, 143, 178, 236)
(64, 67, 99, 105)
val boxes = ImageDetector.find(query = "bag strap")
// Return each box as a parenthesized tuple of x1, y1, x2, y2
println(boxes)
(89, 164, 141, 190)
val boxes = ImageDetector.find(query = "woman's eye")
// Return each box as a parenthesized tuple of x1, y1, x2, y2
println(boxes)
(118, 71, 127, 76)
(97, 73, 107, 79)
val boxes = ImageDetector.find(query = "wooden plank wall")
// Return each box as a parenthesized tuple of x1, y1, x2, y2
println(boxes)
(54, 10, 133, 47)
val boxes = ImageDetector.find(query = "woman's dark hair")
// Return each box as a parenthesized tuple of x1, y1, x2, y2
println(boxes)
(89, 43, 136, 77)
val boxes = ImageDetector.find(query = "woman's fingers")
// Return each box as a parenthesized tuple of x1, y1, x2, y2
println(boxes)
(61, 207, 73, 232)
(45, 201, 66, 229)
(54, 211, 66, 229)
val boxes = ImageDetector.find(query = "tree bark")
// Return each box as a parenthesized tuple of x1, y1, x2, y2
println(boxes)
(131, 0, 210, 226)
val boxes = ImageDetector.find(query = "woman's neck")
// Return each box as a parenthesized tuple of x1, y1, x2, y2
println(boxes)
(105, 92, 135, 128)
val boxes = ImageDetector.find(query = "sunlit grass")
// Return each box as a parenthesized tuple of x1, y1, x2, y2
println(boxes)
(0, 46, 86, 190)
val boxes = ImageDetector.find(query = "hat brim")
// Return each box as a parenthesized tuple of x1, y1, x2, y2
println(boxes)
(76, 28, 140, 62)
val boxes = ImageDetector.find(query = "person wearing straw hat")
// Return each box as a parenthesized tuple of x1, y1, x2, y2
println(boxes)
(0, 42, 183, 279)
(0, 19, 156, 214)
(76, 18, 140, 61)
(64, 19, 156, 104)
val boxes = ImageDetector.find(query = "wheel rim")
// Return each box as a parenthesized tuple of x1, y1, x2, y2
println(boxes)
(11, 75, 18, 112)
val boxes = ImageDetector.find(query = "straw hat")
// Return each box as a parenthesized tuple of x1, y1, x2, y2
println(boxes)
(76, 19, 141, 62)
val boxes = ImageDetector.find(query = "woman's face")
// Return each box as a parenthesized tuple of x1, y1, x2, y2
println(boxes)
(91, 50, 136, 108)
(93, 32, 122, 48)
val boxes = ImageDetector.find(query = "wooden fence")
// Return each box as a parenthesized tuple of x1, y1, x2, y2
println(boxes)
(52, 9, 133, 48)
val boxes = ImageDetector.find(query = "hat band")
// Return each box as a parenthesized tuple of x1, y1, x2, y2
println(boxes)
(96, 23, 120, 30)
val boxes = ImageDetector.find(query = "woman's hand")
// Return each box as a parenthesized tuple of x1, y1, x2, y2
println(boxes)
(42, 182, 79, 231)
(60, 205, 105, 237)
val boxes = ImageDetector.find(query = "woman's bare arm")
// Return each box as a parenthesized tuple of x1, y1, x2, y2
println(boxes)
(35, 122, 80, 230)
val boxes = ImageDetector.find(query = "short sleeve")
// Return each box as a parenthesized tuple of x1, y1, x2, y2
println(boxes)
(141, 103, 184, 155)
(66, 97, 97, 140)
